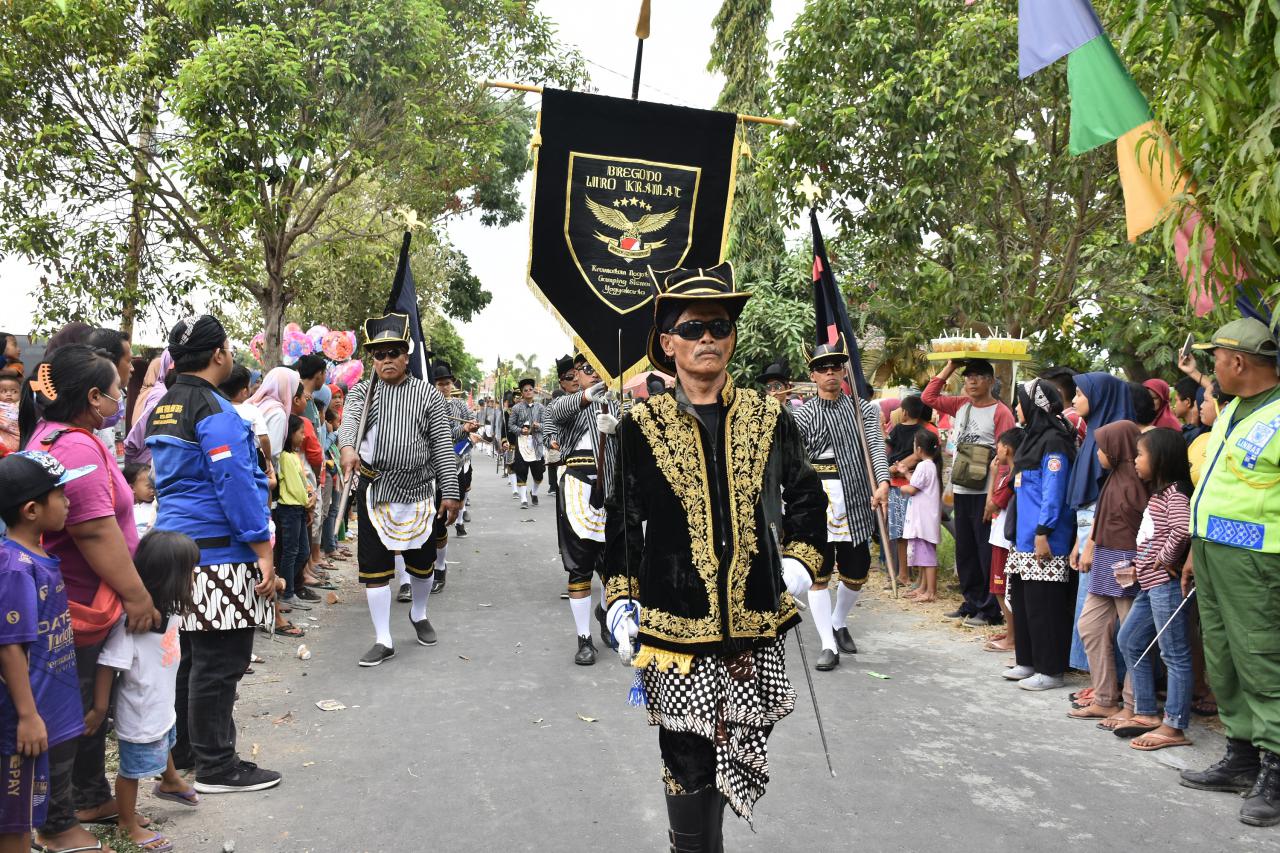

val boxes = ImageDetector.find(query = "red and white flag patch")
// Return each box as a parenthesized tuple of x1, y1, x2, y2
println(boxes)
(1047, 456, 1063, 473)
(208, 445, 232, 463)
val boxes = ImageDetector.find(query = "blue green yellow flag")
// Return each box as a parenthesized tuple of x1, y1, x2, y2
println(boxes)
(1067, 34, 1151, 155)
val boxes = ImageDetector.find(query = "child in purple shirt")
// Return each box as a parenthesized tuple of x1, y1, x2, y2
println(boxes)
(0, 451, 95, 852)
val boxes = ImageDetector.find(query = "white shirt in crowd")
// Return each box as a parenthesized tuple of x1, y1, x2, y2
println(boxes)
(97, 614, 181, 744)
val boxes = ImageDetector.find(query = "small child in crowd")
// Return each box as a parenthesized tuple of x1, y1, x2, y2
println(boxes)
(0, 452, 94, 853)
(85, 530, 201, 852)
(901, 430, 942, 603)
(124, 462, 156, 538)
(984, 428, 1023, 652)
(1115, 428, 1195, 751)
(275, 415, 315, 637)
(0, 372, 20, 455)
(887, 396, 933, 589)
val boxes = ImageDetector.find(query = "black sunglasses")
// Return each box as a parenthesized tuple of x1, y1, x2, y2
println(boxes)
(370, 348, 405, 361)
(559, 373, 576, 382)
(813, 363, 844, 374)
(578, 363, 596, 376)
(666, 319, 734, 341)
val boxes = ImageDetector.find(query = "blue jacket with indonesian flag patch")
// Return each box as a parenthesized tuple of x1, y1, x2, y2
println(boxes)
(1013, 451, 1074, 555)
(145, 374, 271, 565)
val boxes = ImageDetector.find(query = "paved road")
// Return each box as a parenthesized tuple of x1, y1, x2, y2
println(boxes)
(146, 452, 1277, 852)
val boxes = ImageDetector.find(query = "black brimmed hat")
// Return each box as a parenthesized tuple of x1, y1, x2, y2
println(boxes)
(362, 313, 411, 350)
(756, 357, 792, 384)
(429, 361, 455, 384)
(646, 261, 749, 371)
(807, 336, 849, 370)
(555, 354, 575, 377)
(517, 376, 536, 390)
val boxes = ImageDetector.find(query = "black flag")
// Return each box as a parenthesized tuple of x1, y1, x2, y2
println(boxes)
(386, 231, 431, 380)
(811, 209, 873, 399)
(528, 88, 740, 383)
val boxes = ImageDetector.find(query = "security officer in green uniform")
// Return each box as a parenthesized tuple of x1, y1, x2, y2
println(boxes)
(1179, 317, 1280, 828)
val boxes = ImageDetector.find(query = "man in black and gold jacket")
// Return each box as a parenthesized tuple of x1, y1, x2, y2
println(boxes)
(601, 262, 827, 851)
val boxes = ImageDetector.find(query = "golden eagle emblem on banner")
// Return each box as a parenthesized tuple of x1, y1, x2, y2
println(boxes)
(585, 197, 677, 259)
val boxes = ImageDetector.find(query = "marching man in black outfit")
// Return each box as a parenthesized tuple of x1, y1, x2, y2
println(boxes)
(427, 361, 477, 593)
(339, 314, 461, 667)
(602, 262, 827, 851)
(545, 352, 620, 665)
(793, 338, 890, 671)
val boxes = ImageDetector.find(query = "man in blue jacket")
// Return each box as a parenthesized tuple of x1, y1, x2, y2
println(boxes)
(146, 314, 281, 795)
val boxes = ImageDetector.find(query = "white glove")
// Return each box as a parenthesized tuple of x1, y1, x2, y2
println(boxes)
(596, 412, 619, 434)
(606, 599, 640, 664)
(584, 382, 613, 403)
(781, 557, 813, 598)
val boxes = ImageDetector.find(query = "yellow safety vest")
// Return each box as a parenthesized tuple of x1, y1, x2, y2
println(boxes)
(1191, 385, 1280, 553)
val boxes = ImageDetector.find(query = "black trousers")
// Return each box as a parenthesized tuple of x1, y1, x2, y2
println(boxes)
(1010, 572, 1078, 676)
(173, 628, 255, 779)
(659, 728, 716, 793)
(512, 457, 545, 485)
(953, 493, 999, 619)
(40, 642, 109, 835)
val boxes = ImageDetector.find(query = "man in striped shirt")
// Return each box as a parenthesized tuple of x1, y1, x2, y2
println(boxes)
(793, 338, 891, 671)
(339, 314, 461, 667)
(507, 378, 546, 509)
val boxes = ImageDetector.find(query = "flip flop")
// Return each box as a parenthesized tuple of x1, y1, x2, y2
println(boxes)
(152, 784, 199, 806)
(1130, 731, 1192, 751)
(1068, 705, 1118, 720)
(1113, 721, 1162, 738)
(1096, 716, 1130, 731)
(983, 641, 1014, 652)
(275, 622, 305, 638)
(134, 832, 174, 852)
(30, 843, 105, 852)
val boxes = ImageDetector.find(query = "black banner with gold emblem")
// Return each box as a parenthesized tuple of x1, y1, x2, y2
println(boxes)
(528, 88, 740, 383)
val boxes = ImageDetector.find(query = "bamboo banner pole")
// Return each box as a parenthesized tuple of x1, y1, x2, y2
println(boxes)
(483, 80, 796, 127)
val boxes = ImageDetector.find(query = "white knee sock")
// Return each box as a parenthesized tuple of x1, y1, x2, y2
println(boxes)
(519, 484, 528, 503)
(435, 544, 448, 574)
(833, 585, 861, 627)
(366, 585, 393, 647)
(530, 479, 539, 498)
(509, 473, 518, 492)
(394, 554, 408, 588)
(808, 588, 837, 652)
(410, 576, 433, 622)
(570, 596, 592, 638)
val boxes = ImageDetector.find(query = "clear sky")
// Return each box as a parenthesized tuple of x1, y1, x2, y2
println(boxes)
(1, 1, 805, 364)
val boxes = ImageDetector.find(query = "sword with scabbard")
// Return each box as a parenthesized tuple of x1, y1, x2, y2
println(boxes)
(771, 523, 836, 778)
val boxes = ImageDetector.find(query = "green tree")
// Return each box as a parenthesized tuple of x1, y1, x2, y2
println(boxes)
(1122, 1, 1280, 316)
(766, 0, 1200, 377)
(0, 0, 581, 359)
(709, 0, 785, 285)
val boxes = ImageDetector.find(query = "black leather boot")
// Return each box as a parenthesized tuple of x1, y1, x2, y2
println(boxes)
(1241, 749, 1280, 827)
(703, 786, 726, 853)
(1181, 737, 1260, 793)
(666, 785, 717, 853)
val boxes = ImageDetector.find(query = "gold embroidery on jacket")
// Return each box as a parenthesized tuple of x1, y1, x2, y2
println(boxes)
(633, 394, 721, 643)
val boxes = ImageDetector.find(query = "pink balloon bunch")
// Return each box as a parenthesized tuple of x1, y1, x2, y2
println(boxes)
(332, 358, 364, 388)
(281, 323, 314, 365)
(248, 333, 266, 365)
(321, 330, 356, 362)
(306, 325, 329, 353)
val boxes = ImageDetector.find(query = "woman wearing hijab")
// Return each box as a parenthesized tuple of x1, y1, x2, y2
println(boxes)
(1002, 379, 1078, 691)
(1142, 378, 1182, 431)
(1070, 420, 1147, 722)
(123, 349, 173, 464)
(248, 366, 302, 467)
(1064, 372, 1135, 676)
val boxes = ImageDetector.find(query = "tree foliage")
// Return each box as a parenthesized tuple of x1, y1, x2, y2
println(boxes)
(764, 0, 1212, 379)
(0, 0, 582, 362)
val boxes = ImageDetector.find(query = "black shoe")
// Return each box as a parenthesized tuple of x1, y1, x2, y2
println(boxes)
(531, 494, 539, 506)
(596, 604, 617, 650)
(411, 617, 438, 646)
(943, 608, 967, 619)
(455, 523, 468, 537)
(666, 785, 723, 853)
(1181, 738, 1260, 793)
(432, 572, 446, 594)
(358, 643, 395, 667)
(463, 508, 471, 522)
(834, 627, 858, 654)
(193, 760, 282, 794)
(815, 648, 840, 671)
(1241, 750, 1280, 827)
(295, 585, 322, 602)
(397, 583, 412, 603)
(574, 635, 597, 666)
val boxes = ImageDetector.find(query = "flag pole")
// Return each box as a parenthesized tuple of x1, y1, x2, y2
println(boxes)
(842, 362, 899, 599)
(631, 0, 650, 101)
(482, 81, 794, 126)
